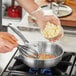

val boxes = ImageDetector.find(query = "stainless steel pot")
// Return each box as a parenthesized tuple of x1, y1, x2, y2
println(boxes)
(8, 25, 64, 68)
(21, 41, 64, 68)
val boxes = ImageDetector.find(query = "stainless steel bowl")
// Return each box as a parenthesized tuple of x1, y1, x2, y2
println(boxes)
(20, 41, 64, 68)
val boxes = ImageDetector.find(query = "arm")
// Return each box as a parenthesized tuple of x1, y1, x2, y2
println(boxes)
(16, 0, 40, 15)
(16, 0, 62, 42)
(0, 32, 18, 53)
(16, 0, 46, 24)
(16, 0, 60, 28)
(16, 0, 45, 28)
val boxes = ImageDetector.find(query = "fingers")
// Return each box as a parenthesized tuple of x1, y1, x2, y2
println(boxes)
(0, 46, 12, 53)
(0, 32, 18, 44)
(0, 32, 17, 41)
(0, 41, 18, 53)
(49, 15, 60, 25)
(36, 14, 61, 30)
(49, 31, 63, 42)
(36, 19, 47, 30)
(6, 33, 18, 41)
(45, 15, 60, 25)
(4, 39, 18, 49)
(0, 32, 18, 53)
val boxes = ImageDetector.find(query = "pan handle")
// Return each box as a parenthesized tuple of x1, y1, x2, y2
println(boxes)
(8, 24, 29, 43)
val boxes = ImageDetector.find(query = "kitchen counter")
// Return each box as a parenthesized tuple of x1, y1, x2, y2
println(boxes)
(60, 4, 76, 26)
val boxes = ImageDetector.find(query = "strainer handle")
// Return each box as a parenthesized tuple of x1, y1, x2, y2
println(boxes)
(8, 24, 29, 44)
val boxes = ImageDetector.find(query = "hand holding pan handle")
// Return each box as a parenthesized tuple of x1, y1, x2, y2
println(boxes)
(8, 24, 29, 43)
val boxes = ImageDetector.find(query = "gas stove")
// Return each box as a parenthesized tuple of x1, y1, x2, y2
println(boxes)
(1, 48, 76, 76)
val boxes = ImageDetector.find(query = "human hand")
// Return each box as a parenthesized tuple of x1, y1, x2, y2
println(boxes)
(36, 12, 63, 41)
(31, 9, 63, 42)
(36, 15, 60, 29)
(0, 32, 18, 53)
(31, 9, 60, 29)
(36, 15, 63, 42)
(49, 27, 64, 42)
(41, 21, 64, 42)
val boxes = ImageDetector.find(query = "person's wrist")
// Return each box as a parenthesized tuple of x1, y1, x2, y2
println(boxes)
(30, 7, 44, 20)
(31, 7, 42, 14)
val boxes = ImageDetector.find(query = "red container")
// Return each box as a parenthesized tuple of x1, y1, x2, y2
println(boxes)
(7, 5, 22, 18)
(7, 0, 22, 18)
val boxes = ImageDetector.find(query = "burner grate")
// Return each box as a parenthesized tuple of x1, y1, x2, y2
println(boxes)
(2, 52, 76, 76)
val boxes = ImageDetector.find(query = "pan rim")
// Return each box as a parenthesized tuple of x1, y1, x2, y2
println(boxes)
(22, 41, 64, 61)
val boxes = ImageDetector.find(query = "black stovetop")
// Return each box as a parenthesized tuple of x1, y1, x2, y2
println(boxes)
(1, 49, 76, 76)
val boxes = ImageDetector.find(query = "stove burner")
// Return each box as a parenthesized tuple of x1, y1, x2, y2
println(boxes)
(41, 68, 52, 76)
(29, 68, 38, 74)
(29, 68, 52, 76)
